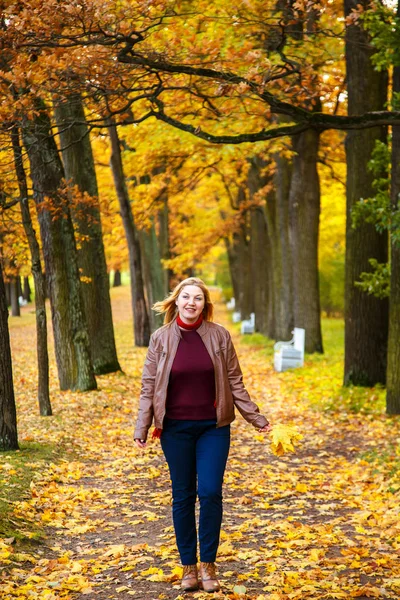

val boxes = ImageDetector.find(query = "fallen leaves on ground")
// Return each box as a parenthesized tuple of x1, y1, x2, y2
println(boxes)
(1, 285, 400, 599)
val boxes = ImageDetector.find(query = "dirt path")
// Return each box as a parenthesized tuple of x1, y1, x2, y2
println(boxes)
(3, 286, 400, 600)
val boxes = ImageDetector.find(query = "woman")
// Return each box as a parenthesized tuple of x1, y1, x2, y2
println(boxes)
(134, 277, 271, 592)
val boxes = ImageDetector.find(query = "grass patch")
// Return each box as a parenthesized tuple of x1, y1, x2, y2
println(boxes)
(359, 445, 400, 492)
(0, 442, 59, 543)
(234, 316, 387, 416)
(276, 318, 386, 415)
(8, 307, 37, 329)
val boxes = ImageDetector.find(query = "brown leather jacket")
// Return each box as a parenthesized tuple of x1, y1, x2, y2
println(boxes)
(134, 319, 268, 440)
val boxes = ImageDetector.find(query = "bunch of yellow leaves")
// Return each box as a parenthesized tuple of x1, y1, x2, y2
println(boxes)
(270, 424, 304, 456)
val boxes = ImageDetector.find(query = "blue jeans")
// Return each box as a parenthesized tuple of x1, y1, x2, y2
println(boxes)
(161, 418, 230, 565)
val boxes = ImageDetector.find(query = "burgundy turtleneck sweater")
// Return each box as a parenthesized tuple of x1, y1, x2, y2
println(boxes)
(165, 327, 217, 420)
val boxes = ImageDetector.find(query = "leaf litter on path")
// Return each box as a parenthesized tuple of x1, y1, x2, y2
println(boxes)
(1, 285, 400, 599)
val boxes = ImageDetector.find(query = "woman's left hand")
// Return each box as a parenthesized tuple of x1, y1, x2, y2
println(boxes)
(258, 423, 272, 433)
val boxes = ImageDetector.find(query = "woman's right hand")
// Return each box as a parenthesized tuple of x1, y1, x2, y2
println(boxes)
(134, 438, 147, 449)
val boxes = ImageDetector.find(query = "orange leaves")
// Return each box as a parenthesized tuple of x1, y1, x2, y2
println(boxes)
(3, 286, 400, 599)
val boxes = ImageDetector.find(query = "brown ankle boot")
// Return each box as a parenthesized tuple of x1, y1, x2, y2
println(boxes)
(181, 564, 199, 591)
(199, 562, 220, 593)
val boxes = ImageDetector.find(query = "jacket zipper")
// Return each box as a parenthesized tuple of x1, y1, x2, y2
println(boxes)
(203, 339, 221, 427)
(158, 341, 179, 427)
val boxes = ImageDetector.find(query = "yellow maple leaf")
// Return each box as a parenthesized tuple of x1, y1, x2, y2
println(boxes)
(270, 424, 303, 456)
(103, 544, 126, 558)
(140, 566, 161, 576)
(296, 482, 308, 493)
(145, 568, 165, 582)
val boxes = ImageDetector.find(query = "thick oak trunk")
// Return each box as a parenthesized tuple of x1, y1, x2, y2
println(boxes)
(249, 206, 271, 335)
(386, 42, 400, 413)
(289, 128, 323, 353)
(22, 100, 96, 392)
(0, 259, 18, 450)
(247, 158, 273, 336)
(344, 0, 388, 386)
(273, 151, 294, 341)
(11, 125, 52, 415)
(55, 95, 120, 375)
(108, 121, 150, 347)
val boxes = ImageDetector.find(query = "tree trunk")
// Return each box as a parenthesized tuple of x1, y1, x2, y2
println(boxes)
(113, 269, 122, 287)
(139, 222, 165, 332)
(16, 276, 22, 299)
(386, 21, 400, 413)
(11, 125, 52, 415)
(249, 206, 270, 335)
(22, 99, 97, 392)
(273, 151, 294, 340)
(108, 121, 150, 347)
(55, 94, 120, 375)
(10, 277, 20, 317)
(289, 127, 323, 353)
(344, 0, 389, 386)
(5, 281, 10, 307)
(225, 236, 240, 307)
(247, 153, 293, 340)
(247, 158, 272, 336)
(158, 194, 172, 295)
(226, 211, 253, 321)
(0, 259, 18, 450)
(23, 276, 31, 303)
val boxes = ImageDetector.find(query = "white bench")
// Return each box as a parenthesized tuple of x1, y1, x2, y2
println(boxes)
(226, 298, 235, 310)
(232, 311, 241, 323)
(241, 312, 255, 334)
(274, 328, 305, 372)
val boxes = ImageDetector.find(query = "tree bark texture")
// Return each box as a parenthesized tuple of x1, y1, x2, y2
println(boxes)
(113, 270, 122, 287)
(4, 282, 10, 307)
(11, 125, 52, 415)
(55, 95, 120, 375)
(226, 211, 253, 321)
(158, 195, 173, 295)
(225, 236, 240, 306)
(249, 206, 271, 335)
(10, 277, 20, 317)
(139, 222, 165, 332)
(108, 121, 151, 347)
(344, 0, 389, 386)
(23, 276, 31, 303)
(273, 151, 294, 340)
(22, 101, 97, 392)
(0, 259, 19, 450)
(247, 158, 272, 336)
(289, 127, 323, 353)
(247, 153, 294, 340)
(386, 41, 400, 413)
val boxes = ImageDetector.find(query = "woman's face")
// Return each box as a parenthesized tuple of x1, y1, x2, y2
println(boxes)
(176, 285, 205, 324)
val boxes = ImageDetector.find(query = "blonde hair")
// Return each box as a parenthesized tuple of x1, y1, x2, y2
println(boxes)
(153, 277, 214, 325)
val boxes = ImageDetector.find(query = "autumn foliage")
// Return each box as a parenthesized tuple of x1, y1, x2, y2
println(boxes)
(1, 288, 400, 599)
